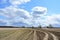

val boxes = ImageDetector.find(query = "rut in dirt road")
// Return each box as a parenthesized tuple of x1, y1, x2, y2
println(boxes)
(49, 32, 59, 40)
(43, 32, 49, 40)
(33, 30, 59, 40)
(33, 30, 37, 40)
(36, 31, 45, 40)
(42, 31, 59, 40)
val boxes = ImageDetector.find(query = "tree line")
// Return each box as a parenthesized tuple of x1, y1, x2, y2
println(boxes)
(0, 24, 53, 28)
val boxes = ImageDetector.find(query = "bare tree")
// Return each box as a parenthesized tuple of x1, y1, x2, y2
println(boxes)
(32, 26, 34, 28)
(46, 24, 53, 28)
(22, 26, 25, 28)
(38, 25, 42, 28)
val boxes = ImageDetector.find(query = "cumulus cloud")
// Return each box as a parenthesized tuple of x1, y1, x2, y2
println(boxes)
(45, 14, 60, 25)
(0, 0, 60, 27)
(28, 14, 60, 27)
(0, 7, 60, 27)
(9, 0, 30, 6)
(0, 6, 31, 19)
(31, 6, 47, 17)
(37, 14, 60, 27)
(0, 5, 60, 27)
(0, 6, 32, 26)
(0, 0, 32, 26)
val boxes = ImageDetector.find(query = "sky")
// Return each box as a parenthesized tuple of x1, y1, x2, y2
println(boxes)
(0, 0, 60, 27)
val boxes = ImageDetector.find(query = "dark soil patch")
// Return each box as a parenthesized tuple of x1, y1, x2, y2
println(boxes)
(36, 31, 45, 40)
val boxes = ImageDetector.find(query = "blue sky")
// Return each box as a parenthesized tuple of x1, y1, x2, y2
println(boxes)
(0, 0, 60, 13)
(0, 0, 60, 27)
(19, 0, 60, 14)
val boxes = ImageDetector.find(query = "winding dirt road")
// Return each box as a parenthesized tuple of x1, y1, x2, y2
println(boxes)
(0, 28, 59, 40)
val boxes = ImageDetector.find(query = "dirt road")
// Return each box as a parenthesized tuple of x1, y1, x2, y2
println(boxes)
(0, 28, 59, 40)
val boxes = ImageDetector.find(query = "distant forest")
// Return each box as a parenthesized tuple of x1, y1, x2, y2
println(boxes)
(0, 24, 56, 28)
(0, 26, 15, 28)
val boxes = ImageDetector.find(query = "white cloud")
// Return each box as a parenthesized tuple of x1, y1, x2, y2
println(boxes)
(0, 6, 32, 26)
(9, 0, 30, 7)
(0, 6, 31, 19)
(45, 14, 60, 24)
(37, 14, 60, 27)
(0, 0, 31, 26)
(31, 6, 47, 17)
(0, 3, 60, 27)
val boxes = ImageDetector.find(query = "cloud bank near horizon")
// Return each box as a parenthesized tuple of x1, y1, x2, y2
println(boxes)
(0, 0, 60, 27)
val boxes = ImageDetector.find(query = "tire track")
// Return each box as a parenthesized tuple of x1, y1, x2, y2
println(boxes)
(36, 31, 45, 40)
(33, 30, 37, 40)
(40, 29, 59, 40)
(49, 32, 59, 40)
(43, 32, 49, 40)
(36, 30, 48, 40)
(39, 31, 58, 40)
